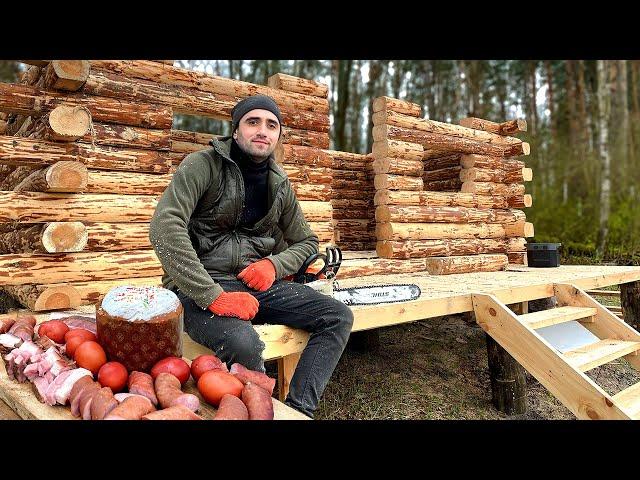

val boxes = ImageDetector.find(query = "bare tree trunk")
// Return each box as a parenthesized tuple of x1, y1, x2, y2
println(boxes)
(576, 61, 592, 157)
(618, 60, 630, 195)
(365, 61, 383, 153)
(565, 61, 578, 205)
(545, 61, 556, 139)
(350, 60, 363, 153)
(596, 60, 612, 257)
(333, 59, 352, 152)
(529, 61, 538, 136)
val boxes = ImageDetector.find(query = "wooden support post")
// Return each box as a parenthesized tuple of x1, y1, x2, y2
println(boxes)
(621, 281, 640, 330)
(277, 352, 302, 401)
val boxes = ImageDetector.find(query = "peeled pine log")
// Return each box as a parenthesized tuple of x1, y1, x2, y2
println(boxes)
(374, 189, 510, 209)
(423, 154, 462, 170)
(283, 165, 332, 184)
(371, 139, 423, 161)
(0, 222, 87, 254)
(333, 189, 373, 200)
(508, 251, 528, 265)
(460, 167, 533, 183)
(332, 208, 373, 220)
(337, 257, 429, 278)
(13, 161, 88, 193)
(0, 136, 172, 174)
(425, 254, 508, 275)
(336, 241, 376, 252)
(308, 222, 334, 243)
(461, 182, 526, 196)
(149, 60, 175, 65)
(0, 166, 39, 191)
(376, 222, 533, 241)
(0, 191, 157, 223)
(375, 205, 526, 224)
(372, 157, 423, 176)
(423, 179, 462, 191)
(372, 96, 421, 117)
(0, 83, 172, 129)
(83, 123, 171, 151)
(90, 60, 330, 115)
(2, 284, 82, 311)
(333, 179, 374, 190)
(334, 219, 376, 242)
(459, 118, 527, 136)
(376, 238, 527, 259)
(84, 222, 151, 251)
(34, 105, 92, 142)
(268, 73, 328, 98)
(373, 110, 523, 148)
(43, 61, 90, 91)
(299, 201, 333, 222)
(0, 119, 7, 135)
(0, 249, 163, 286)
(325, 149, 370, 162)
(291, 183, 331, 202)
(507, 194, 533, 208)
(86, 170, 171, 195)
(373, 124, 529, 157)
(332, 169, 372, 181)
(374, 174, 423, 191)
(460, 154, 526, 170)
(423, 166, 461, 182)
(331, 198, 373, 210)
(275, 144, 333, 168)
(282, 128, 329, 149)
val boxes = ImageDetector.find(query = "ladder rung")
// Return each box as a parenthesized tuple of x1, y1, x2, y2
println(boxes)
(613, 382, 640, 418)
(564, 339, 640, 372)
(519, 306, 597, 329)
(586, 289, 621, 297)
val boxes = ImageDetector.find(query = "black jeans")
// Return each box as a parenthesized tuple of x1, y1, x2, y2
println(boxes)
(174, 279, 354, 418)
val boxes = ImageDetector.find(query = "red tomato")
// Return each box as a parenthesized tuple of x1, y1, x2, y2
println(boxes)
(64, 328, 96, 344)
(98, 362, 128, 392)
(38, 320, 69, 344)
(190, 354, 227, 381)
(197, 370, 243, 407)
(150, 357, 191, 386)
(74, 341, 107, 376)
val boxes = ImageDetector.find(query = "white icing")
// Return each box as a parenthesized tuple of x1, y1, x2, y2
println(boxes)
(101, 286, 180, 322)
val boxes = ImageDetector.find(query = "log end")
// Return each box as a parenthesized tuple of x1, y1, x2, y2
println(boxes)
(517, 119, 528, 132)
(376, 241, 394, 258)
(460, 182, 476, 193)
(374, 205, 390, 223)
(523, 194, 533, 208)
(48, 60, 90, 91)
(522, 168, 533, 182)
(46, 161, 88, 192)
(42, 222, 88, 253)
(34, 285, 82, 311)
(521, 142, 531, 156)
(524, 222, 535, 238)
(375, 222, 392, 241)
(48, 105, 93, 141)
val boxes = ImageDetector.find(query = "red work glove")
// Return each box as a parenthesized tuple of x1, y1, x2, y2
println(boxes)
(207, 292, 259, 321)
(237, 258, 276, 291)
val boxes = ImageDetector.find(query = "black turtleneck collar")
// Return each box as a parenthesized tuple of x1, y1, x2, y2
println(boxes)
(229, 139, 270, 227)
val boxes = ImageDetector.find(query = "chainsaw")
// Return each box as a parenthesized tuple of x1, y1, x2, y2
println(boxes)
(291, 246, 421, 306)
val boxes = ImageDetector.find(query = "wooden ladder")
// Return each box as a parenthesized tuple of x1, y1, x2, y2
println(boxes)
(472, 283, 640, 420)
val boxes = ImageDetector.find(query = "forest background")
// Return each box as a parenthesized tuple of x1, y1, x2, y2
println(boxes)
(2, 59, 635, 264)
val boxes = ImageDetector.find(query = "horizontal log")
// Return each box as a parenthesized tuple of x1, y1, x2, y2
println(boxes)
(0, 192, 157, 223)
(83, 123, 171, 151)
(332, 169, 372, 181)
(460, 154, 526, 170)
(324, 150, 370, 163)
(308, 222, 334, 243)
(332, 159, 372, 172)
(91, 60, 330, 115)
(283, 165, 332, 184)
(299, 201, 333, 222)
(375, 205, 526, 224)
(2, 284, 82, 311)
(0, 166, 39, 191)
(331, 198, 373, 210)
(332, 208, 374, 220)
(0, 135, 173, 174)
(423, 166, 461, 182)
(86, 170, 171, 195)
(290, 183, 332, 202)
(460, 167, 532, 183)
(459, 117, 527, 136)
(39, 104, 92, 142)
(332, 178, 374, 190)
(375, 222, 533, 241)
(335, 241, 376, 252)
(14, 161, 88, 193)
(371, 138, 423, 161)
(0, 249, 163, 286)
(149, 60, 175, 65)
(423, 178, 462, 191)
(372, 157, 423, 176)
(333, 189, 373, 200)
(376, 238, 527, 259)
(461, 182, 526, 196)
(83, 69, 329, 132)
(336, 257, 429, 278)
(275, 144, 333, 168)
(0, 82, 173, 129)
(43, 61, 90, 91)
(506, 194, 533, 208)
(372, 96, 421, 117)
(0, 222, 87, 254)
(373, 190, 510, 208)
(507, 251, 528, 265)
(423, 154, 462, 170)
(425, 254, 508, 275)
(84, 222, 150, 251)
(374, 174, 423, 191)
(282, 128, 329, 149)
(373, 124, 529, 157)
(170, 129, 216, 145)
(268, 73, 328, 98)
(0, 119, 6, 135)
(373, 110, 523, 147)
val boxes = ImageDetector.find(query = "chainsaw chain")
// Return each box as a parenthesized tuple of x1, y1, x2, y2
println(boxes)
(333, 283, 421, 306)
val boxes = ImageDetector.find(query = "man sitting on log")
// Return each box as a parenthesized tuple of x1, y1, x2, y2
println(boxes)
(149, 94, 353, 418)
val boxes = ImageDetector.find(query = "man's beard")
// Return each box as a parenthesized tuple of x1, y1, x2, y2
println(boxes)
(237, 136, 275, 163)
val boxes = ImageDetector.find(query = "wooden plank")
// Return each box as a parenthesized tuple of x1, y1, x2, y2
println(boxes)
(278, 352, 302, 401)
(563, 339, 640, 372)
(612, 381, 640, 418)
(519, 306, 597, 329)
(586, 289, 620, 297)
(472, 293, 629, 420)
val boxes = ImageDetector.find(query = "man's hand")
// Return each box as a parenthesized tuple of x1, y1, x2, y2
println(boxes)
(208, 292, 259, 321)
(237, 258, 276, 291)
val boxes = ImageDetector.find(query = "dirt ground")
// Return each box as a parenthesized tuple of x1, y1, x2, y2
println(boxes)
(312, 291, 639, 420)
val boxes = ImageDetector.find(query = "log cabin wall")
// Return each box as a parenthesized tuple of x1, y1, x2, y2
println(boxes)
(0, 61, 334, 312)
(371, 96, 533, 275)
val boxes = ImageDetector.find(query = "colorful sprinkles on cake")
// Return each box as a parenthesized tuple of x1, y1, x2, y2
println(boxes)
(102, 285, 180, 322)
